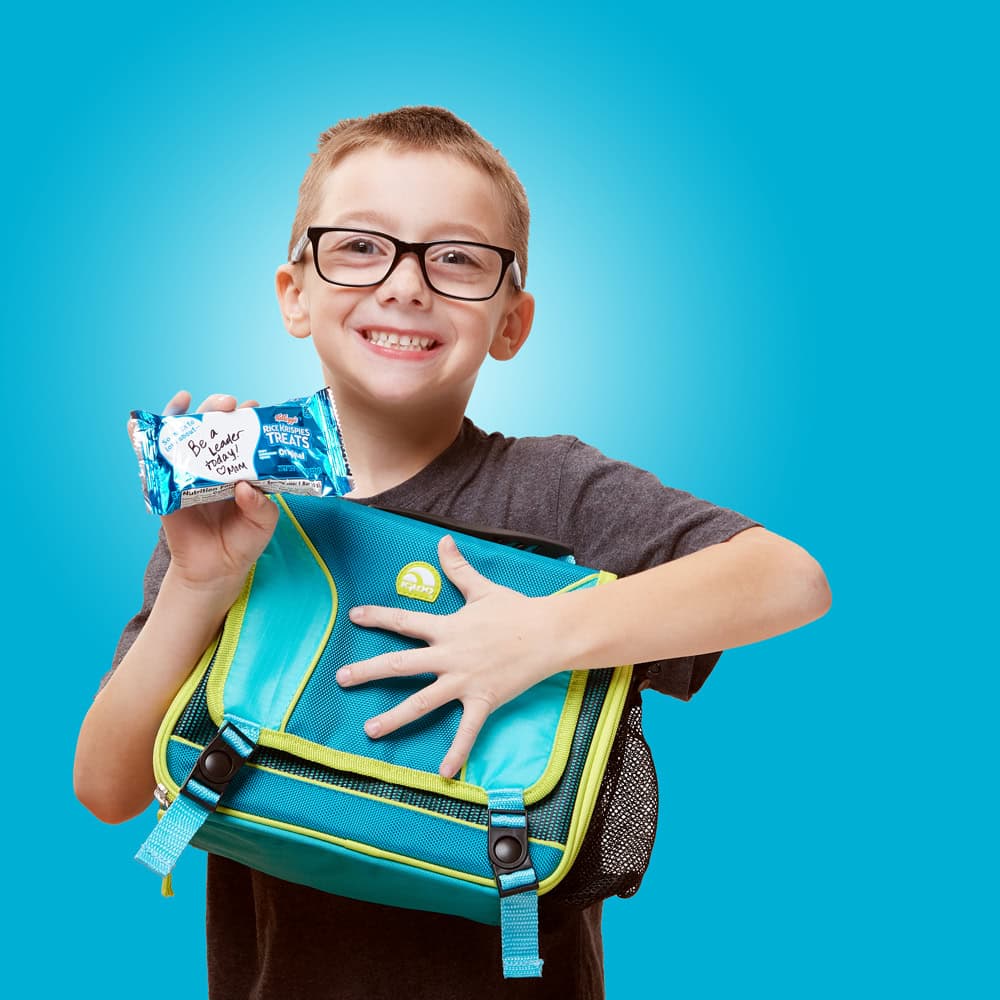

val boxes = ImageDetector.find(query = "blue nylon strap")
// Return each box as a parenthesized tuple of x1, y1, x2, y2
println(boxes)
(219, 721, 257, 757)
(490, 811, 526, 828)
(487, 788, 543, 979)
(499, 887, 544, 978)
(135, 720, 258, 877)
(135, 791, 218, 876)
(488, 788, 527, 812)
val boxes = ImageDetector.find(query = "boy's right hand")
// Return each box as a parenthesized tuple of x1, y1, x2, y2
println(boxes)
(146, 390, 279, 602)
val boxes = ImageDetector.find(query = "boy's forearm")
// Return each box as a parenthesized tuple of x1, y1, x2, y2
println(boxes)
(545, 527, 831, 673)
(74, 568, 235, 824)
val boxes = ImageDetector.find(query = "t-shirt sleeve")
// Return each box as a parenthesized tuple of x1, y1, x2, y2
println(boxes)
(99, 529, 171, 691)
(555, 438, 761, 700)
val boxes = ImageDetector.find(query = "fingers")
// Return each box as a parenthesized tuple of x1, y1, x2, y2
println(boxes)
(437, 535, 493, 602)
(158, 391, 258, 416)
(136, 390, 250, 439)
(233, 481, 279, 530)
(336, 643, 436, 688)
(162, 389, 191, 416)
(127, 389, 191, 437)
(348, 604, 438, 642)
(439, 699, 492, 778)
(196, 393, 239, 414)
(359, 677, 455, 741)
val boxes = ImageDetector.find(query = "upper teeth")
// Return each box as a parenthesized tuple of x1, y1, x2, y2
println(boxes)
(365, 330, 435, 350)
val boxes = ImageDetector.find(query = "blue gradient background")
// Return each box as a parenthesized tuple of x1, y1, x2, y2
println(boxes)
(3, 3, 994, 997)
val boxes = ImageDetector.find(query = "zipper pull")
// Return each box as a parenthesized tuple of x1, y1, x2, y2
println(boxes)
(154, 783, 172, 810)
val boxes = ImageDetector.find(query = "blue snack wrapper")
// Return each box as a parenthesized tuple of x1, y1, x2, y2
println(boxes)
(130, 387, 353, 515)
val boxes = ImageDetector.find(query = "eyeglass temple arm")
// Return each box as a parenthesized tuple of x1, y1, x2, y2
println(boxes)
(290, 232, 309, 264)
(511, 258, 523, 290)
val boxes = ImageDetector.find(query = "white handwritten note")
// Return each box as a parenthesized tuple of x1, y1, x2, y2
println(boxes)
(158, 408, 261, 483)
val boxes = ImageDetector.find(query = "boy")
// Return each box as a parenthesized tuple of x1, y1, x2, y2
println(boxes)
(75, 106, 830, 998)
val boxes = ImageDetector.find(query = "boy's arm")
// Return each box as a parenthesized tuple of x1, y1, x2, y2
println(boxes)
(74, 392, 278, 824)
(74, 571, 237, 823)
(338, 526, 831, 778)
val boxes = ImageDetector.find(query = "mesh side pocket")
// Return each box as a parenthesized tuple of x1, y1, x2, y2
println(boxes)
(547, 682, 657, 908)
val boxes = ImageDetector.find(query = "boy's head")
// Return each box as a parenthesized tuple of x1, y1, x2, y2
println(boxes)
(276, 107, 535, 421)
(287, 106, 530, 285)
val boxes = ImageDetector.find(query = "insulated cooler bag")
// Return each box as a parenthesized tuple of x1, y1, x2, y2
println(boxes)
(137, 494, 632, 978)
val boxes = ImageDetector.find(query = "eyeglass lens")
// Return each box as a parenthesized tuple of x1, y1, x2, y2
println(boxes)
(314, 231, 504, 299)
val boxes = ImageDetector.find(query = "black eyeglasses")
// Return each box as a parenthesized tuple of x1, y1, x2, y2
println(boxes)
(290, 227, 522, 302)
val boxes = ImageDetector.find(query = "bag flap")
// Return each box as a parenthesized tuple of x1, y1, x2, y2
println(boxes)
(204, 495, 625, 805)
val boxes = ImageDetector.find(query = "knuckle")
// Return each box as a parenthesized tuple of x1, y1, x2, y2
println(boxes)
(468, 690, 499, 713)
(455, 719, 480, 742)
(411, 689, 432, 715)
(386, 650, 407, 676)
(392, 608, 409, 632)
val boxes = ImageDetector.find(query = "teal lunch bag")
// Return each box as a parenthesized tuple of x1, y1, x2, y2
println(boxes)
(136, 494, 632, 978)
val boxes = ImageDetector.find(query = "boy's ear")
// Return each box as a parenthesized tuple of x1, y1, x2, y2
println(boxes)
(489, 291, 535, 361)
(276, 264, 311, 340)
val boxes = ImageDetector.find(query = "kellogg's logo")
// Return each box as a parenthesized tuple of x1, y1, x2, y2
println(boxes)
(274, 412, 300, 426)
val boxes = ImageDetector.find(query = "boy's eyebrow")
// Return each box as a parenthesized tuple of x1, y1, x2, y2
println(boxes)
(332, 209, 493, 244)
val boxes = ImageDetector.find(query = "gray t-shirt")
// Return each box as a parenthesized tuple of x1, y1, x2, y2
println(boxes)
(111, 420, 760, 999)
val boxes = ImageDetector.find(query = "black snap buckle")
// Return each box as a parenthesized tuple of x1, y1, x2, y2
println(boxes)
(179, 725, 249, 808)
(487, 808, 538, 896)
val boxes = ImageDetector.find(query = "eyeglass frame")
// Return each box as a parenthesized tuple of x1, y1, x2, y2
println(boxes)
(289, 226, 523, 302)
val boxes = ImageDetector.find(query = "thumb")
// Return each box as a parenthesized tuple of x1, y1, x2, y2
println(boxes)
(438, 535, 493, 602)
(233, 482, 279, 533)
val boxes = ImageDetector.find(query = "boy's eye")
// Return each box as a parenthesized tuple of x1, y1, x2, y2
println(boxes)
(318, 232, 394, 272)
(430, 245, 487, 270)
(342, 238, 384, 256)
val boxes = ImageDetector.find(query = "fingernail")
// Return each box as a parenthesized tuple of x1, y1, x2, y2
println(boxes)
(337, 668, 352, 685)
(349, 606, 365, 621)
(365, 720, 381, 738)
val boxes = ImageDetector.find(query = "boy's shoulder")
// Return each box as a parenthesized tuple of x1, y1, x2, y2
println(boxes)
(460, 419, 583, 466)
(458, 420, 655, 487)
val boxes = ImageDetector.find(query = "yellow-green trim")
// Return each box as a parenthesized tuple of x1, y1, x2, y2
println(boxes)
(163, 734, 564, 853)
(274, 494, 338, 731)
(257, 728, 490, 804)
(152, 632, 221, 791)
(519, 671, 588, 803)
(205, 568, 256, 724)
(513, 569, 616, 801)
(538, 659, 633, 892)
(212, 805, 500, 888)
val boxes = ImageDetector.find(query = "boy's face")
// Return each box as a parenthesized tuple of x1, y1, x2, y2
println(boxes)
(277, 147, 533, 419)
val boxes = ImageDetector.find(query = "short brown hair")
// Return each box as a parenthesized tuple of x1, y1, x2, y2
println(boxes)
(288, 106, 531, 284)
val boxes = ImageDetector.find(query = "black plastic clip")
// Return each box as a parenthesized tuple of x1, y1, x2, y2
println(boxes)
(488, 808, 539, 897)
(178, 724, 250, 810)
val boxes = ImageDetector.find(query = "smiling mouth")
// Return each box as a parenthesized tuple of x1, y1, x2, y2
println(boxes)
(361, 328, 439, 352)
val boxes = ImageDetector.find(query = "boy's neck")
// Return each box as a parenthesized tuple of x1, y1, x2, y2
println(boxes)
(335, 396, 465, 500)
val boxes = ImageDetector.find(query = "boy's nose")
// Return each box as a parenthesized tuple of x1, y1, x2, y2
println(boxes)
(375, 252, 431, 308)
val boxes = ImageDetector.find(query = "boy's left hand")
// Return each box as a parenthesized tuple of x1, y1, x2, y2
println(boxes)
(336, 535, 561, 779)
